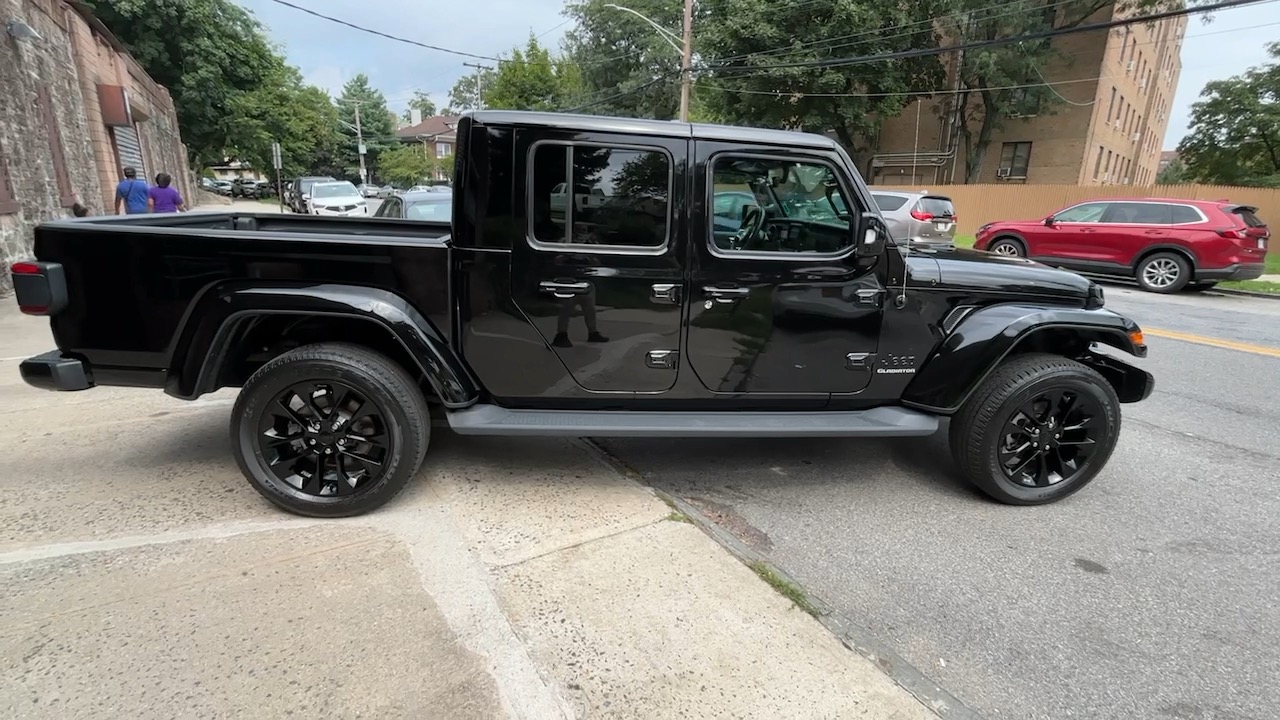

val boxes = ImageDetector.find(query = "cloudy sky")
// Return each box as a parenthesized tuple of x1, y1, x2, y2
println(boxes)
(238, 0, 1277, 150)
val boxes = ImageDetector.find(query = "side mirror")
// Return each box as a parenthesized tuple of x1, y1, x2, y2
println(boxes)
(855, 213, 888, 258)
(1044, 215, 1055, 226)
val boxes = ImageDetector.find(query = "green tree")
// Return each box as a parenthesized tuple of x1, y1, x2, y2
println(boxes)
(402, 91, 438, 123)
(446, 71, 494, 113)
(336, 74, 398, 181)
(227, 64, 344, 179)
(563, 0, 685, 119)
(696, 0, 948, 157)
(1155, 156, 1188, 185)
(377, 144, 434, 186)
(1177, 43, 1280, 188)
(484, 36, 582, 111)
(83, 0, 283, 168)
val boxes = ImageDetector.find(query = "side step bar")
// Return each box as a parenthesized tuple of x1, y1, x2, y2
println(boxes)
(446, 405, 939, 438)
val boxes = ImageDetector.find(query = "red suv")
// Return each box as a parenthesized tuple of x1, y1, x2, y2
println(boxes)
(974, 199, 1269, 293)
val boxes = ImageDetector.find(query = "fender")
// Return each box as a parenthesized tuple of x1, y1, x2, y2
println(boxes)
(1131, 242, 1199, 269)
(164, 282, 480, 408)
(902, 303, 1149, 414)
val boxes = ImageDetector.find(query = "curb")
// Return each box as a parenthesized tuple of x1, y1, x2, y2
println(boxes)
(1207, 287, 1280, 301)
(578, 438, 986, 720)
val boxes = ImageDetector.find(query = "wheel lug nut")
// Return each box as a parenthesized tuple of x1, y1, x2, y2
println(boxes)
(324, 448, 332, 454)
(308, 439, 316, 446)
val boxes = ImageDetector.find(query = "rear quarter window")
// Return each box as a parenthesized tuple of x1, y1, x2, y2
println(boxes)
(1168, 205, 1203, 224)
(872, 194, 908, 211)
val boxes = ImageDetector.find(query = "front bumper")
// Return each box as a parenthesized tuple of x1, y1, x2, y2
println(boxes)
(313, 206, 370, 217)
(1197, 263, 1266, 281)
(20, 350, 93, 391)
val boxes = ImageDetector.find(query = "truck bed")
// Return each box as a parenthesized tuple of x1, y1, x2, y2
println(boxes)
(30, 212, 453, 390)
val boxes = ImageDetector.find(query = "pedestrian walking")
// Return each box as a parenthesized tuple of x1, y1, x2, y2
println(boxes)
(114, 166, 149, 215)
(147, 173, 186, 213)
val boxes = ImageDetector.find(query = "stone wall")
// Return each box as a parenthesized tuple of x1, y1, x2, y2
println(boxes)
(0, 0, 191, 295)
(1, 0, 103, 293)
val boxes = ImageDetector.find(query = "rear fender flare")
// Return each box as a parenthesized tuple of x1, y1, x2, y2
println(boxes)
(902, 304, 1147, 414)
(165, 282, 479, 407)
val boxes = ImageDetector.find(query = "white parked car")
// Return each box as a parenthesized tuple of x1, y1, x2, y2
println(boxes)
(307, 181, 369, 217)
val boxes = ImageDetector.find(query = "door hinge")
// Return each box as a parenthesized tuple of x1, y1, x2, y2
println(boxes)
(855, 288, 885, 307)
(845, 352, 876, 370)
(651, 283, 681, 304)
(646, 350, 679, 369)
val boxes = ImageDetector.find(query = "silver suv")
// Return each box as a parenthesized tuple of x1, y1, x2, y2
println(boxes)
(871, 190, 958, 247)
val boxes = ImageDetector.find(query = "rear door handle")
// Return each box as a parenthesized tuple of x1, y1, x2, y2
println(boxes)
(539, 280, 590, 299)
(703, 286, 750, 303)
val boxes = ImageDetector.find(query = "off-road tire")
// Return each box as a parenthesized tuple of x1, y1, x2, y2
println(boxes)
(232, 342, 430, 517)
(950, 353, 1121, 505)
(1135, 252, 1192, 293)
(988, 237, 1026, 257)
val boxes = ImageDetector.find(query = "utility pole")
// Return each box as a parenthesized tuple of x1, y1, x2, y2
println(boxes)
(353, 101, 367, 185)
(679, 0, 693, 122)
(462, 62, 493, 110)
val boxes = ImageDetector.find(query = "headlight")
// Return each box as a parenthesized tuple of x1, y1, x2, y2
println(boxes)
(976, 223, 992, 235)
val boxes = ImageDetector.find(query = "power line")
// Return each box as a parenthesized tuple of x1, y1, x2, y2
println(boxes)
(708, 0, 1268, 74)
(563, 73, 679, 113)
(265, 0, 502, 62)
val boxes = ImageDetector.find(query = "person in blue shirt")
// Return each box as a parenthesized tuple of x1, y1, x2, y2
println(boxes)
(114, 166, 149, 214)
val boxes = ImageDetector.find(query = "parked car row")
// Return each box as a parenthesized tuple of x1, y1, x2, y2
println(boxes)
(201, 177, 274, 199)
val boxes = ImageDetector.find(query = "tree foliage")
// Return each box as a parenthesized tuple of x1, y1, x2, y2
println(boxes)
(336, 74, 397, 180)
(1177, 43, 1280, 188)
(445, 71, 493, 114)
(563, 0, 684, 119)
(402, 91, 438, 123)
(84, 0, 343, 177)
(697, 0, 948, 157)
(1155, 156, 1187, 185)
(377, 144, 434, 186)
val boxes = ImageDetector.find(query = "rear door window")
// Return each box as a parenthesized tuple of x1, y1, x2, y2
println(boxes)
(872, 194, 908, 212)
(916, 197, 955, 218)
(1102, 202, 1171, 224)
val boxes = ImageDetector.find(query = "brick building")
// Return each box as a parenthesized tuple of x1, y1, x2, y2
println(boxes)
(1, 0, 190, 293)
(395, 114, 459, 181)
(871, 7, 1185, 187)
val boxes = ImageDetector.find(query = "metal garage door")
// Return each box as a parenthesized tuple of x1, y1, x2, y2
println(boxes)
(113, 125, 145, 176)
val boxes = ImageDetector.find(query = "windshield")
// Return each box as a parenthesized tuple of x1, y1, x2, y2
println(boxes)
(406, 199, 451, 221)
(300, 177, 335, 193)
(312, 182, 359, 198)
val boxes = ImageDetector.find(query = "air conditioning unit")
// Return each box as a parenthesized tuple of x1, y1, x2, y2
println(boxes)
(1139, 79, 1147, 90)
(1124, 176, 1132, 185)
(1127, 60, 1135, 71)
(996, 168, 1012, 178)
(1132, 132, 1142, 142)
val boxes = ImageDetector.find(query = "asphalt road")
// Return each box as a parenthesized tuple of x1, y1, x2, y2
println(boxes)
(602, 285, 1280, 720)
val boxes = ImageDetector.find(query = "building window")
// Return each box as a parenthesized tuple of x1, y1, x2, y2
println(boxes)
(1093, 146, 1104, 181)
(529, 143, 670, 250)
(36, 87, 76, 208)
(435, 142, 451, 158)
(0, 140, 19, 214)
(1104, 151, 1113, 181)
(998, 142, 1032, 178)
(1107, 88, 1116, 121)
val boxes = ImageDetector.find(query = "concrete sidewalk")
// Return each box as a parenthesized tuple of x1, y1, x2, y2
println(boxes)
(0, 303, 938, 719)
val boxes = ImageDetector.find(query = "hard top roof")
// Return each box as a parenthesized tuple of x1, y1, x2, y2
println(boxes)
(466, 110, 840, 151)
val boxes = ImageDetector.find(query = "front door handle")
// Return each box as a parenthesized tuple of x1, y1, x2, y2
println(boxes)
(651, 283, 681, 304)
(539, 280, 590, 299)
(703, 286, 750, 303)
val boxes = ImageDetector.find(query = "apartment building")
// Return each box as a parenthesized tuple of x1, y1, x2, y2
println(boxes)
(871, 7, 1185, 186)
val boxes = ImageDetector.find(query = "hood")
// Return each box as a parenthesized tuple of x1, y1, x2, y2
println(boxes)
(914, 245, 1093, 302)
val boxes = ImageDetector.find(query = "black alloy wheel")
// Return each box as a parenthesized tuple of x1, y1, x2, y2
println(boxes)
(997, 388, 1100, 488)
(950, 353, 1120, 505)
(232, 343, 430, 517)
(258, 381, 391, 498)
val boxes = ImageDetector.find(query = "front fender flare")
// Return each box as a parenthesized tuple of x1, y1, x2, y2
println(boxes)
(165, 282, 480, 407)
(902, 304, 1147, 414)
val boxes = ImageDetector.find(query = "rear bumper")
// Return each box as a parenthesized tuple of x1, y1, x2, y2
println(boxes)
(1197, 263, 1266, 281)
(20, 350, 93, 391)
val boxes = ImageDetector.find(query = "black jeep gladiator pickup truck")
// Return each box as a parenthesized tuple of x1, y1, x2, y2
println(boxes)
(10, 111, 1153, 517)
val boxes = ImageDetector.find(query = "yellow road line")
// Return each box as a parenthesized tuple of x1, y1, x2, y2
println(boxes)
(1144, 327, 1280, 358)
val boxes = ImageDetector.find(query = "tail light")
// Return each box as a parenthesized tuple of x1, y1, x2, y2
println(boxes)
(1215, 228, 1248, 240)
(10, 261, 68, 316)
(910, 209, 933, 221)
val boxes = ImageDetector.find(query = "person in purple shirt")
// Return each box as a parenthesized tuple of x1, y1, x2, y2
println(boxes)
(147, 173, 186, 213)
